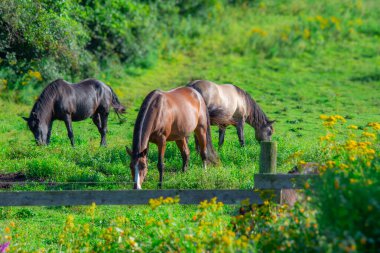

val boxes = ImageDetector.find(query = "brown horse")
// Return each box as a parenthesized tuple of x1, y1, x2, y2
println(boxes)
(126, 87, 218, 189)
(187, 80, 275, 147)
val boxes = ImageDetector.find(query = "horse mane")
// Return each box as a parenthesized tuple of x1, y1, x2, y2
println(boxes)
(132, 90, 162, 156)
(234, 86, 269, 129)
(30, 79, 65, 120)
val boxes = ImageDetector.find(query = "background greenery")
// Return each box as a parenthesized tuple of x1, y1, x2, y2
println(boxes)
(0, 0, 379, 251)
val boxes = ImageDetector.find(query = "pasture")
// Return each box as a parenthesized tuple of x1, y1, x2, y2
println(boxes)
(0, 0, 379, 251)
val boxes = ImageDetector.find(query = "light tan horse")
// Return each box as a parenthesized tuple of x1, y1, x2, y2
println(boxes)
(126, 87, 218, 189)
(187, 80, 275, 147)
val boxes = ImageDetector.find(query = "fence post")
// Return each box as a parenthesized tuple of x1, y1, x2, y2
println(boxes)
(259, 141, 277, 174)
(258, 141, 279, 203)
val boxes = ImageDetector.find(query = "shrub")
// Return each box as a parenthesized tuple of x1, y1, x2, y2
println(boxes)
(0, 0, 221, 94)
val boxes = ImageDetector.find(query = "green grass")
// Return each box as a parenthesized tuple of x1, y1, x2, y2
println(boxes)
(1, 0, 380, 251)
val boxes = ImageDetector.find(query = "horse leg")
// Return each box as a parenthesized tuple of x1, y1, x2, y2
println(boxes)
(176, 138, 190, 172)
(218, 126, 226, 148)
(194, 127, 208, 169)
(157, 138, 166, 189)
(194, 134, 200, 153)
(47, 121, 53, 145)
(236, 120, 245, 147)
(99, 112, 109, 146)
(92, 113, 103, 145)
(64, 115, 74, 147)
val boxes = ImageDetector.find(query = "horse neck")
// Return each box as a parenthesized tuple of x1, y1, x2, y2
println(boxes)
(31, 98, 54, 126)
(246, 100, 268, 130)
(132, 92, 161, 155)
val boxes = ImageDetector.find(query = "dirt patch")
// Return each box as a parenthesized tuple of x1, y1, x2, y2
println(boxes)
(0, 172, 26, 189)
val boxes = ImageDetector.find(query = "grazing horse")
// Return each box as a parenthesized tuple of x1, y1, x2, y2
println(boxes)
(23, 78, 126, 146)
(187, 80, 275, 147)
(126, 87, 219, 190)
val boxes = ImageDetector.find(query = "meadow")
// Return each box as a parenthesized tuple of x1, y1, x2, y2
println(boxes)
(0, 0, 379, 251)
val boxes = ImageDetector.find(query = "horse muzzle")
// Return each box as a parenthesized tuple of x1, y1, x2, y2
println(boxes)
(133, 183, 142, 190)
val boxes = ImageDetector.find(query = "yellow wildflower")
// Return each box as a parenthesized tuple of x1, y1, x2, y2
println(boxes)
(345, 140, 357, 151)
(251, 27, 268, 37)
(316, 15, 329, 29)
(355, 18, 363, 25)
(319, 164, 327, 173)
(259, 2, 266, 10)
(330, 16, 340, 24)
(347, 125, 358, 130)
(323, 121, 336, 128)
(303, 29, 311, 40)
(28, 70, 43, 81)
(367, 122, 380, 130)
(349, 178, 357, 184)
(222, 235, 232, 245)
(334, 115, 346, 122)
(252, 233, 261, 242)
(326, 160, 335, 168)
(365, 148, 375, 155)
(241, 198, 250, 206)
(320, 133, 334, 141)
(362, 132, 376, 139)
(0, 79, 7, 88)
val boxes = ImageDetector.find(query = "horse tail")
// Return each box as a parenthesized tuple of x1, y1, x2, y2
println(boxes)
(204, 103, 220, 165)
(109, 87, 126, 115)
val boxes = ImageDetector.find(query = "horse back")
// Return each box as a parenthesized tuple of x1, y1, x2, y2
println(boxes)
(188, 80, 246, 121)
(53, 79, 111, 121)
(151, 87, 206, 140)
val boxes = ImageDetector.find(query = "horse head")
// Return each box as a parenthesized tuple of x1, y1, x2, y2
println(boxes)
(126, 146, 148, 190)
(23, 112, 49, 145)
(255, 120, 275, 142)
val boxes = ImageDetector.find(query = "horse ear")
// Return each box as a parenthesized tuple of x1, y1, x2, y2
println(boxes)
(126, 146, 133, 157)
(22, 117, 29, 122)
(267, 120, 276, 126)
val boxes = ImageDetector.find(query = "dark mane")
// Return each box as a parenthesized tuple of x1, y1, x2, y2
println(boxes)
(30, 79, 66, 119)
(132, 90, 161, 156)
(234, 86, 269, 129)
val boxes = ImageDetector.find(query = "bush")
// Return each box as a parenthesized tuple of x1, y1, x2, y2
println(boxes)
(0, 0, 221, 94)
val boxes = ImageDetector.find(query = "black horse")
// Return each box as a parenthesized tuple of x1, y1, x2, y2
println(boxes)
(22, 78, 126, 146)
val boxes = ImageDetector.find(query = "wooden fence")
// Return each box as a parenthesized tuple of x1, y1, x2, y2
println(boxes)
(0, 142, 318, 207)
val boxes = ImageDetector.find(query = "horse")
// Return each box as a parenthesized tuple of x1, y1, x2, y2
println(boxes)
(187, 80, 275, 147)
(126, 87, 219, 190)
(280, 163, 320, 206)
(22, 78, 126, 146)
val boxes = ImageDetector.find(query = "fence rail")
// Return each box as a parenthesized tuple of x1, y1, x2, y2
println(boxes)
(0, 141, 318, 207)
(254, 174, 318, 189)
(0, 189, 282, 206)
(0, 173, 315, 206)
